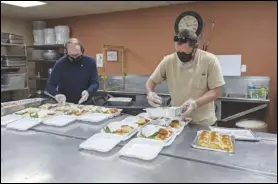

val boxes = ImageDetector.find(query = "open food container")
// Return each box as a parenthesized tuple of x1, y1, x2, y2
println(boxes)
(121, 116, 151, 128)
(101, 121, 139, 141)
(145, 107, 183, 118)
(137, 124, 177, 146)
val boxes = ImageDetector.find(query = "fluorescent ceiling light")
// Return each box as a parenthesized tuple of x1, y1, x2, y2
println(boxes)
(1, 1, 46, 8)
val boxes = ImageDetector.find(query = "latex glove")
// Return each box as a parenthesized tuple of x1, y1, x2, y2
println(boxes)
(78, 90, 89, 104)
(55, 94, 66, 106)
(147, 92, 162, 107)
(181, 99, 197, 118)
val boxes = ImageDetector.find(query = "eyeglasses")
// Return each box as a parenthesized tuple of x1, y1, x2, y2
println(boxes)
(173, 36, 190, 45)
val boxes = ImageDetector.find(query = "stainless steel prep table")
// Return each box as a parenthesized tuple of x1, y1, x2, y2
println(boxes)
(1, 129, 277, 183)
(29, 115, 277, 177)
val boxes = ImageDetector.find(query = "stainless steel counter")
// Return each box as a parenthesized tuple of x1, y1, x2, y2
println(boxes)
(29, 115, 277, 177)
(1, 129, 277, 183)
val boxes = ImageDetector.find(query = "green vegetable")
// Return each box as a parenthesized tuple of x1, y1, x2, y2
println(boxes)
(140, 132, 159, 139)
(104, 127, 112, 133)
(15, 111, 26, 115)
(30, 112, 39, 118)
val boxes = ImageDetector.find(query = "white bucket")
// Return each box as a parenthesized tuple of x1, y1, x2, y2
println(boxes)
(54, 25, 70, 44)
(33, 30, 44, 45)
(32, 21, 46, 30)
(44, 28, 56, 45)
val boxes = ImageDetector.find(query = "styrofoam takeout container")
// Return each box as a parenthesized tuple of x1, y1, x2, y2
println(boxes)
(119, 138, 165, 160)
(79, 133, 123, 152)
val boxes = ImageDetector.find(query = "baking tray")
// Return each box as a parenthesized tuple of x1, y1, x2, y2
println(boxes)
(1, 39, 8, 44)
(209, 126, 261, 142)
(7, 39, 24, 44)
(1, 56, 26, 67)
(107, 97, 132, 106)
(191, 130, 235, 154)
(1, 33, 24, 40)
(1, 98, 47, 116)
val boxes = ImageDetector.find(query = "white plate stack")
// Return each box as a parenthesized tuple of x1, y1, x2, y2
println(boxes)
(54, 26, 70, 44)
(32, 21, 46, 45)
(44, 28, 56, 45)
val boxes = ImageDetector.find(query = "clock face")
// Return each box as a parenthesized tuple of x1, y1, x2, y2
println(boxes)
(178, 15, 199, 33)
(174, 11, 203, 36)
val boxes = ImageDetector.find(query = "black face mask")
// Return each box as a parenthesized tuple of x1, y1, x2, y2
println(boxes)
(176, 52, 193, 63)
(67, 55, 83, 63)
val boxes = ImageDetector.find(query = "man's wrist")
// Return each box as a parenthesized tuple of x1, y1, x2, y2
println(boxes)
(192, 99, 199, 109)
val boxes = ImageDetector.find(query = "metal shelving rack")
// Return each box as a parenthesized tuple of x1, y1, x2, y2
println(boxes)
(26, 44, 65, 95)
(1, 42, 29, 99)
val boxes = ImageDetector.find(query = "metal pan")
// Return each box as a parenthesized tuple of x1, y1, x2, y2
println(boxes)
(191, 130, 235, 154)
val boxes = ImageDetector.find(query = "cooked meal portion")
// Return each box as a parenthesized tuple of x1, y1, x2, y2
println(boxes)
(136, 117, 150, 126)
(105, 124, 135, 136)
(197, 130, 234, 152)
(39, 103, 58, 110)
(169, 120, 181, 129)
(15, 108, 55, 119)
(140, 125, 173, 141)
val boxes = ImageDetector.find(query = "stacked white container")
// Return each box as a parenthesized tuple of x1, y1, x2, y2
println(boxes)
(54, 26, 70, 44)
(44, 28, 56, 45)
(32, 21, 46, 45)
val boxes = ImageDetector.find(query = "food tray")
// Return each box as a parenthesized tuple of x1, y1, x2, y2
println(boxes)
(121, 116, 151, 128)
(79, 133, 123, 152)
(13, 108, 56, 122)
(107, 97, 132, 106)
(6, 117, 41, 131)
(43, 115, 76, 127)
(137, 124, 176, 145)
(151, 117, 191, 135)
(209, 126, 260, 141)
(1, 114, 23, 126)
(191, 130, 235, 153)
(76, 113, 111, 123)
(1, 98, 45, 108)
(101, 121, 139, 141)
(144, 107, 183, 118)
(119, 138, 164, 161)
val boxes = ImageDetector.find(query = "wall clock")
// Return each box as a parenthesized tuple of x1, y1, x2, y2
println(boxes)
(174, 11, 203, 36)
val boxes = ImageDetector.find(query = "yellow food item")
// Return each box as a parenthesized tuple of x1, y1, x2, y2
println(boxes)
(169, 120, 181, 129)
(197, 130, 234, 152)
(114, 125, 134, 135)
(137, 118, 149, 126)
(154, 128, 173, 141)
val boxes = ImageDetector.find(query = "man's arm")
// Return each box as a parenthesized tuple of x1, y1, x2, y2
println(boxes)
(86, 58, 99, 95)
(195, 55, 225, 107)
(45, 59, 63, 96)
(145, 56, 169, 107)
(146, 78, 157, 93)
(195, 87, 221, 107)
(146, 56, 168, 93)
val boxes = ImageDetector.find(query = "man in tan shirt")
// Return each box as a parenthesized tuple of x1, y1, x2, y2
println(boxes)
(145, 29, 225, 125)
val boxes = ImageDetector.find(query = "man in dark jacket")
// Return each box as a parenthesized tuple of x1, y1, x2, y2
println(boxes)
(45, 38, 99, 105)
